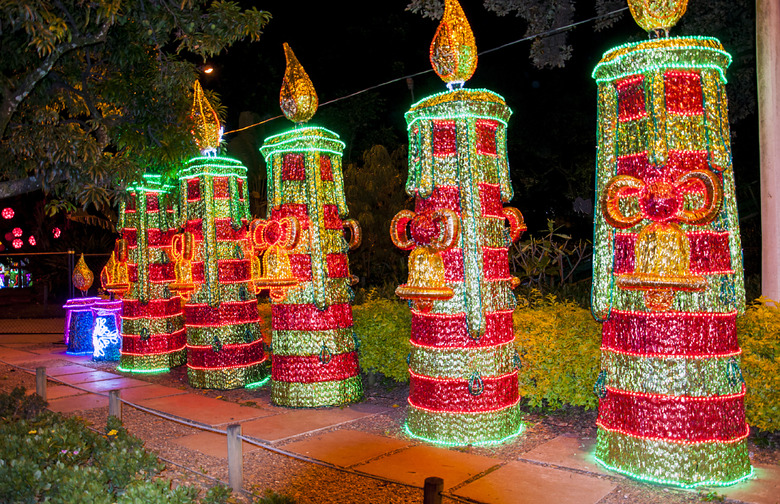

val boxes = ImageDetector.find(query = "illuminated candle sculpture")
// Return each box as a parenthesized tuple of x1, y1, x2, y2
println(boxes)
(256, 43, 362, 407)
(391, 0, 526, 445)
(64, 255, 98, 355)
(115, 173, 187, 373)
(171, 81, 267, 389)
(591, 0, 751, 486)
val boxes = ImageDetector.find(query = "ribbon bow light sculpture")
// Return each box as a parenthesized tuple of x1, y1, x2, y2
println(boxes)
(391, 208, 460, 312)
(601, 169, 722, 311)
(169, 231, 197, 303)
(100, 239, 130, 298)
(249, 216, 301, 301)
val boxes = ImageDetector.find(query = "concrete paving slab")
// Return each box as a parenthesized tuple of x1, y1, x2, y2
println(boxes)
(453, 460, 617, 504)
(44, 364, 96, 376)
(77, 377, 151, 393)
(521, 434, 604, 474)
(42, 384, 87, 400)
(135, 393, 272, 426)
(721, 464, 780, 504)
(26, 384, 86, 400)
(172, 431, 262, 459)
(240, 406, 381, 442)
(353, 445, 500, 489)
(281, 429, 411, 467)
(0, 318, 65, 334)
(48, 393, 107, 413)
(56, 370, 119, 384)
(117, 384, 188, 402)
(0, 347, 37, 362)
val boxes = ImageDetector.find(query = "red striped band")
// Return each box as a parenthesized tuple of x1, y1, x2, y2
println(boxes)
(271, 352, 359, 383)
(186, 339, 265, 369)
(602, 310, 738, 356)
(408, 371, 519, 413)
(597, 385, 747, 442)
(122, 298, 183, 318)
(271, 303, 353, 331)
(121, 328, 186, 355)
(185, 300, 260, 326)
(410, 310, 514, 348)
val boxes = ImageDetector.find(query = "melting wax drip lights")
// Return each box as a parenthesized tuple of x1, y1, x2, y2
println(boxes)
(591, 23, 751, 486)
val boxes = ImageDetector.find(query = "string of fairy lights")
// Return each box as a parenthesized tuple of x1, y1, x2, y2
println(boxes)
(223, 6, 631, 136)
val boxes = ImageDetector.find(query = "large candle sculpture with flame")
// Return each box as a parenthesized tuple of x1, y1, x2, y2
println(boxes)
(391, 0, 526, 445)
(591, 0, 751, 486)
(114, 173, 187, 373)
(257, 44, 362, 407)
(171, 82, 268, 389)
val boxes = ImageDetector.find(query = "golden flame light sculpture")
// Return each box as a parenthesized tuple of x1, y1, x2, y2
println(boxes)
(430, 0, 478, 87)
(191, 81, 222, 155)
(628, 0, 689, 33)
(280, 43, 319, 124)
(100, 239, 130, 298)
(73, 253, 94, 293)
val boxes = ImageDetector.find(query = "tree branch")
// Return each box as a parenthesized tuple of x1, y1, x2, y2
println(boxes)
(0, 19, 113, 139)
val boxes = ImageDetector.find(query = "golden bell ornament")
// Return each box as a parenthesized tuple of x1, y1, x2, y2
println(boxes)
(169, 231, 197, 302)
(72, 253, 94, 293)
(250, 216, 301, 301)
(396, 246, 454, 312)
(616, 222, 706, 311)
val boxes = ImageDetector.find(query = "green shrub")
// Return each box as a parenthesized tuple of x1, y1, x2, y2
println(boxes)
(0, 386, 47, 420)
(513, 290, 601, 410)
(352, 291, 412, 383)
(737, 298, 780, 432)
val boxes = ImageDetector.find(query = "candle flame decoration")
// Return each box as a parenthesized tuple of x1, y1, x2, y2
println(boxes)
(280, 43, 319, 124)
(100, 239, 130, 298)
(430, 0, 477, 87)
(72, 253, 94, 293)
(191, 81, 223, 155)
(628, 0, 689, 33)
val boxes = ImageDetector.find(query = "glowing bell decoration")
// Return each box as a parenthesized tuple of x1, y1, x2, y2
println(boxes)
(100, 239, 130, 298)
(430, 0, 477, 87)
(249, 216, 300, 301)
(258, 44, 362, 407)
(628, 0, 688, 33)
(280, 43, 318, 124)
(72, 254, 94, 293)
(590, 1, 751, 487)
(117, 173, 186, 374)
(392, 0, 526, 446)
(169, 231, 197, 302)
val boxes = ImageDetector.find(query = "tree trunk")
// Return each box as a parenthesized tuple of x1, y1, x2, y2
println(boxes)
(758, 0, 780, 300)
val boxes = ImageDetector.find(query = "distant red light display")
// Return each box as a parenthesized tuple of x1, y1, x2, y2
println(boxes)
(12, 239, 22, 249)
(12, 227, 22, 237)
(53, 227, 61, 239)
(1, 208, 13, 219)
(28, 236, 36, 246)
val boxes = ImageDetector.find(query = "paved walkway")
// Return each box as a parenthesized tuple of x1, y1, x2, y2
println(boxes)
(0, 320, 777, 504)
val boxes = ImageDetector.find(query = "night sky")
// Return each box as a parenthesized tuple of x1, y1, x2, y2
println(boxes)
(202, 0, 759, 265)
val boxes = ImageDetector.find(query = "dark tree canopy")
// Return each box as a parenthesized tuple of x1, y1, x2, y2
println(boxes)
(0, 0, 272, 216)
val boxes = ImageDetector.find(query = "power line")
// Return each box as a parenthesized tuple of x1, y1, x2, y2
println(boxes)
(223, 7, 629, 136)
